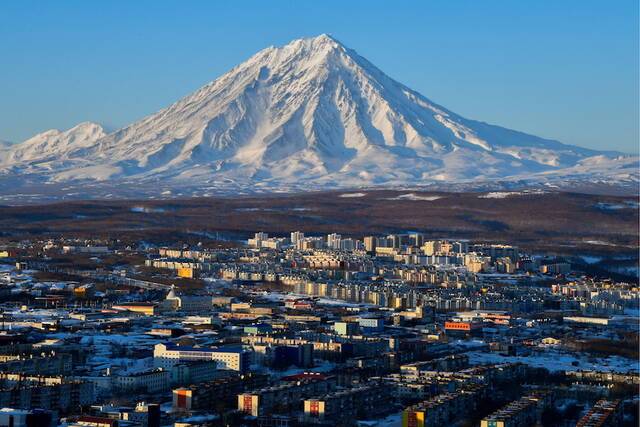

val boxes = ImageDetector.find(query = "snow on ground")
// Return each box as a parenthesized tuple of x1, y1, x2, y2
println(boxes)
(314, 297, 372, 308)
(90, 356, 154, 374)
(79, 333, 162, 373)
(235, 207, 313, 212)
(0, 264, 14, 273)
(450, 339, 488, 350)
(624, 308, 640, 316)
(607, 265, 640, 277)
(176, 415, 220, 423)
(478, 190, 547, 199)
(7, 308, 70, 321)
(579, 255, 603, 264)
(383, 193, 444, 201)
(596, 201, 639, 210)
(79, 333, 160, 346)
(358, 411, 402, 426)
(254, 290, 371, 308)
(252, 290, 294, 302)
(131, 206, 165, 213)
(584, 240, 617, 247)
(466, 350, 639, 373)
(339, 192, 367, 198)
(43, 331, 162, 374)
(204, 277, 233, 291)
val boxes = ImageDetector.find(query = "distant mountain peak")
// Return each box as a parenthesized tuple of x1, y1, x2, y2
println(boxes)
(313, 33, 338, 41)
(70, 121, 105, 132)
(1, 36, 636, 197)
(293, 33, 344, 49)
(4, 122, 106, 165)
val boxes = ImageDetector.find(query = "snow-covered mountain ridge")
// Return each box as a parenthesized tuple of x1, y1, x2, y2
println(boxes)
(1, 34, 637, 196)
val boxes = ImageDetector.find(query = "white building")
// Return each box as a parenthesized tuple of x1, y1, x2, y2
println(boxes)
(248, 232, 286, 250)
(154, 343, 250, 372)
(327, 233, 341, 250)
(291, 231, 305, 246)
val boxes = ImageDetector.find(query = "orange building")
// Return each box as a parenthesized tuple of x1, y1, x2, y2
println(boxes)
(177, 267, 195, 278)
(444, 321, 482, 335)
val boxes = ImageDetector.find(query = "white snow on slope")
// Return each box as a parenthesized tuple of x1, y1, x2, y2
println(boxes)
(3, 122, 105, 165)
(1, 34, 637, 194)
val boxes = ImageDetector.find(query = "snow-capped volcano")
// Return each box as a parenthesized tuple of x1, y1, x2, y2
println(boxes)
(1, 34, 637, 195)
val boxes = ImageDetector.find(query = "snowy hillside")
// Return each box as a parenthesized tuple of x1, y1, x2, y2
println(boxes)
(1, 34, 637, 195)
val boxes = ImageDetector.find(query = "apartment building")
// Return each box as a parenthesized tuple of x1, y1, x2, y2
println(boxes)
(154, 343, 250, 372)
(0, 373, 95, 412)
(480, 391, 551, 427)
(113, 368, 170, 393)
(0, 353, 72, 375)
(302, 382, 391, 424)
(576, 400, 622, 427)
(172, 372, 269, 411)
(238, 373, 336, 417)
(402, 384, 486, 427)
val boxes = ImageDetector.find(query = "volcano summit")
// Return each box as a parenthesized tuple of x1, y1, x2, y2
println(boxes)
(1, 34, 637, 199)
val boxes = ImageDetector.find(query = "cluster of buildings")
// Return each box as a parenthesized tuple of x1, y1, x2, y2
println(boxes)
(0, 231, 635, 426)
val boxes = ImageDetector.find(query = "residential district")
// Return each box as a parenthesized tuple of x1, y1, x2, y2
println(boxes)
(0, 231, 637, 427)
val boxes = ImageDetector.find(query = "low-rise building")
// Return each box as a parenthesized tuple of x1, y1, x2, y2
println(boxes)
(112, 302, 157, 316)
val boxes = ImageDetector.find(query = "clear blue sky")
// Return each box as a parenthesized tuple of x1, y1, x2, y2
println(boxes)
(1, 0, 638, 153)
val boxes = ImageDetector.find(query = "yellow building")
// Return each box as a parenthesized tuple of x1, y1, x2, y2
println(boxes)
(402, 408, 426, 427)
(112, 302, 157, 316)
(177, 267, 194, 278)
(73, 285, 94, 299)
(238, 394, 260, 417)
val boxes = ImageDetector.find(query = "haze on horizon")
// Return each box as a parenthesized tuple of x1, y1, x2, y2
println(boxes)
(0, 0, 638, 154)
